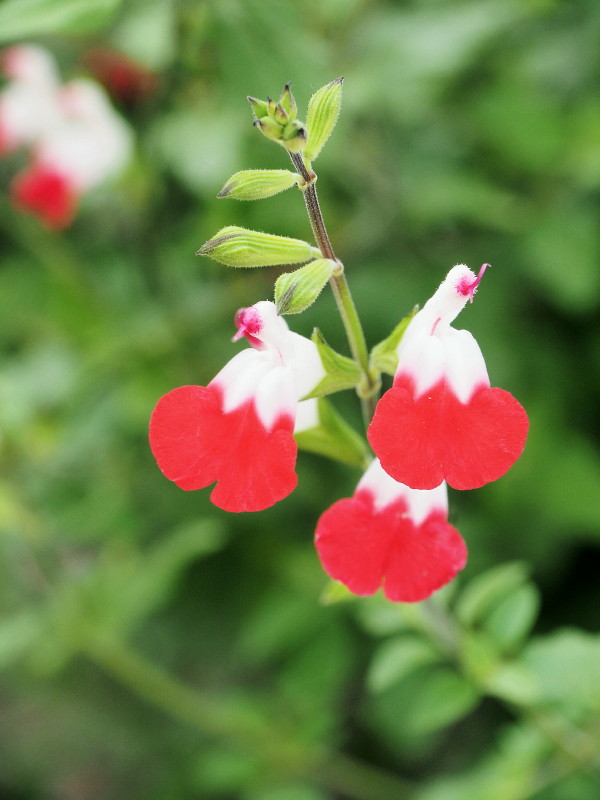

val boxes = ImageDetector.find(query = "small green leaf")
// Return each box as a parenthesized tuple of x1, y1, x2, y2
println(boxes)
(304, 77, 344, 161)
(275, 258, 334, 314)
(369, 306, 419, 376)
(521, 629, 600, 710)
(0, 0, 122, 40)
(455, 562, 530, 628)
(484, 662, 538, 705)
(485, 583, 540, 653)
(303, 328, 362, 398)
(217, 169, 298, 201)
(197, 226, 319, 268)
(294, 398, 368, 467)
(367, 636, 442, 694)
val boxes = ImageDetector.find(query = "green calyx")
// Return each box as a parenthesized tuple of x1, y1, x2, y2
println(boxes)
(275, 258, 335, 314)
(217, 169, 299, 201)
(196, 226, 320, 268)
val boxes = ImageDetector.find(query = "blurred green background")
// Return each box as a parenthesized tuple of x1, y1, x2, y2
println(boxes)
(0, 0, 599, 798)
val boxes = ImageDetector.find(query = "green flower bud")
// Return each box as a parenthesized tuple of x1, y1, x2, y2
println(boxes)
(279, 82, 297, 120)
(247, 96, 268, 119)
(196, 226, 320, 268)
(369, 306, 419, 376)
(217, 169, 298, 201)
(253, 115, 281, 139)
(304, 77, 344, 162)
(303, 328, 362, 398)
(275, 258, 335, 314)
(248, 83, 307, 153)
(294, 397, 369, 468)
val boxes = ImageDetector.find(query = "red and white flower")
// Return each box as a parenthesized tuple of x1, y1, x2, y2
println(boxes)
(149, 301, 325, 513)
(315, 459, 467, 602)
(368, 264, 529, 491)
(1, 45, 132, 229)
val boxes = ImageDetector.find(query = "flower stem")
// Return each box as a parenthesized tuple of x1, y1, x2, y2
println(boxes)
(289, 151, 380, 426)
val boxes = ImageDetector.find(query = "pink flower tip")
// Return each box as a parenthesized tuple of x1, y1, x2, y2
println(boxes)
(457, 262, 490, 303)
(233, 306, 264, 348)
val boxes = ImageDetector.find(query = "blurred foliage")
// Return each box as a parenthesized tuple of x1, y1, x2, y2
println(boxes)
(0, 0, 599, 798)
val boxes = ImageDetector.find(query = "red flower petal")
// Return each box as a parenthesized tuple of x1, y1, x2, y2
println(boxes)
(149, 384, 297, 513)
(368, 377, 529, 490)
(315, 489, 467, 602)
(10, 166, 78, 229)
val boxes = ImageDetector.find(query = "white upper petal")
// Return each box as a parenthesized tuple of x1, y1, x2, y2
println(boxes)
(395, 265, 489, 402)
(357, 459, 448, 525)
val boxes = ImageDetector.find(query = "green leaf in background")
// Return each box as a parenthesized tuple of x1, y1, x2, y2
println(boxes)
(370, 664, 480, 739)
(483, 582, 540, 653)
(275, 258, 335, 314)
(197, 226, 319, 267)
(217, 169, 299, 201)
(455, 562, 530, 628)
(367, 635, 442, 693)
(304, 77, 344, 161)
(0, 0, 122, 41)
(521, 629, 600, 711)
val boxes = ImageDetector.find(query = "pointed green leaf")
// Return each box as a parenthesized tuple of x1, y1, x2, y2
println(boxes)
(275, 258, 334, 315)
(294, 398, 368, 467)
(304, 77, 344, 161)
(369, 306, 419, 376)
(302, 328, 361, 397)
(197, 226, 319, 268)
(217, 169, 298, 201)
(484, 583, 540, 653)
(367, 636, 442, 694)
(455, 562, 530, 628)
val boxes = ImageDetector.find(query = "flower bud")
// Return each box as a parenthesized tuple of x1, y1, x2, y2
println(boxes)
(275, 258, 335, 314)
(304, 77, 343, 162)
(217, 169, 298, 201)
(279, 82, 297, 120)
(196, 225, 320, 268)
(248, 83, 307, 153)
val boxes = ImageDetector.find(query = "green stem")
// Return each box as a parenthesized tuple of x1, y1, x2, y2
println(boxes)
(289, 151, 380, 426)
(83, 635, 413, 800)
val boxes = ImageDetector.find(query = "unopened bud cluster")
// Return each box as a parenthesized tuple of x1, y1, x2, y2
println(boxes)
(248, 83, 307, 153)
